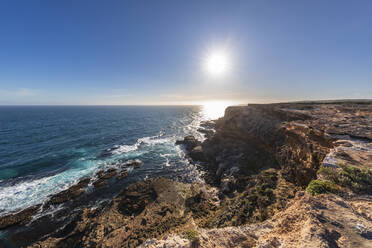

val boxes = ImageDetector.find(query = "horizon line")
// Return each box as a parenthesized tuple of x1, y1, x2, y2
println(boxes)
(0, 98, 371, 107)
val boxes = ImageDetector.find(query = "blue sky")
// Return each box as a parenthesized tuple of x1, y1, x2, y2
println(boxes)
(1, 0, 371, 105)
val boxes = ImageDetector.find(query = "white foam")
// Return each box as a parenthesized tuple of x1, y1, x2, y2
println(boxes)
(112, 140, 142, 154)
(160, 154, 172, 167)
(141, 137, 170, 145)
(181, 112, 207, 142)
(112, 131, 169, 155)
(0, 160, 101, 215)
(0, 110, 209, 215)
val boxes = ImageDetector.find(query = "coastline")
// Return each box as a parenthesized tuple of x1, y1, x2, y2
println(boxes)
(1, 101, 371, 247)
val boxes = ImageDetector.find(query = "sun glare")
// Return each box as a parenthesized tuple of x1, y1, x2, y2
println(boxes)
(203, 50, 231, 77)
(201, 101, 232, 120)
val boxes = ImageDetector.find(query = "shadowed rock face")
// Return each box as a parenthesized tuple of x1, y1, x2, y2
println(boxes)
(198, 103, 372, 188)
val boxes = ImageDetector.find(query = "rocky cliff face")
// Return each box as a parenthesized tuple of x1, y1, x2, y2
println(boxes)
(173, 103, 338, 228)
(1, 101, 371, 248)
(162, 101, 372, 247)
(200, 104, 334, 187)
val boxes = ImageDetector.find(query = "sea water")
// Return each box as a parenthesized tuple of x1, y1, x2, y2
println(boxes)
(0, 105, 217, 216)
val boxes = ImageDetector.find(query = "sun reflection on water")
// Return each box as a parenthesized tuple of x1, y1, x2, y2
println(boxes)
(201, 101, 233, 120)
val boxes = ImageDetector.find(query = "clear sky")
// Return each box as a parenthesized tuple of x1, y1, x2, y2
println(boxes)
(1, 0, 371, 105)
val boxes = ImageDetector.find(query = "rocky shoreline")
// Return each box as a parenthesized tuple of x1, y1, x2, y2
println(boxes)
(1, 101, 371, 247)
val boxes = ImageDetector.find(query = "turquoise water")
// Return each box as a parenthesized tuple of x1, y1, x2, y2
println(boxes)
(0, 106, 209, 215)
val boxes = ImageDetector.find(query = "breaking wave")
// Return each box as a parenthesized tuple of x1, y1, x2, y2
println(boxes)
(0, 105, 214, 216)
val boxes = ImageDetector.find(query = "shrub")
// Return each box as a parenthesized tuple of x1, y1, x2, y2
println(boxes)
(318, 165, 372, 194)
(306, 179, 339, 195)
(182, 229, 199, 241)
(318, 167, 338, 182)
(338, 165, 372, 193)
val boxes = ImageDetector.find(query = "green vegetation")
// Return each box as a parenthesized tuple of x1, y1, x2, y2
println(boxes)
(203, 169, 297, 228)
(182, 229, 199, 241)
(337, 165, 372, 193)
(312, 164, 372, 195)
(318, 167, 339, 182)
(232, 169, 277, 224)
(306, 179, 340, 195)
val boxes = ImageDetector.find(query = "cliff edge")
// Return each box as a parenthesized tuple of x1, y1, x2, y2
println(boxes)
(2, 101, 371, 248)
(144, 101, 372, 247)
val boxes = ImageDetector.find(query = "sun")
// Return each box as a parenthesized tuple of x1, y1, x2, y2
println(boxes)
(203, 50, 231, 77)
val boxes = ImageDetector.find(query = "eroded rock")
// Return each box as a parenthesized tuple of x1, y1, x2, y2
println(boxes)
(0, 205, 41, 230)
(46, 178, 90, 205)
(32, 177, 219, 248)
(118, 180, 158, 216)
(98, 168, 117, 179)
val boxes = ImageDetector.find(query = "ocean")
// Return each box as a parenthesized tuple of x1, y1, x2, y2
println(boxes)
(0, 105, 220, 217)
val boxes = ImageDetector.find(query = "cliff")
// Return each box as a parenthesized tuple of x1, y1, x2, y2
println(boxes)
(147, 101, 372, 247)
(2, 101, 371, 248)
